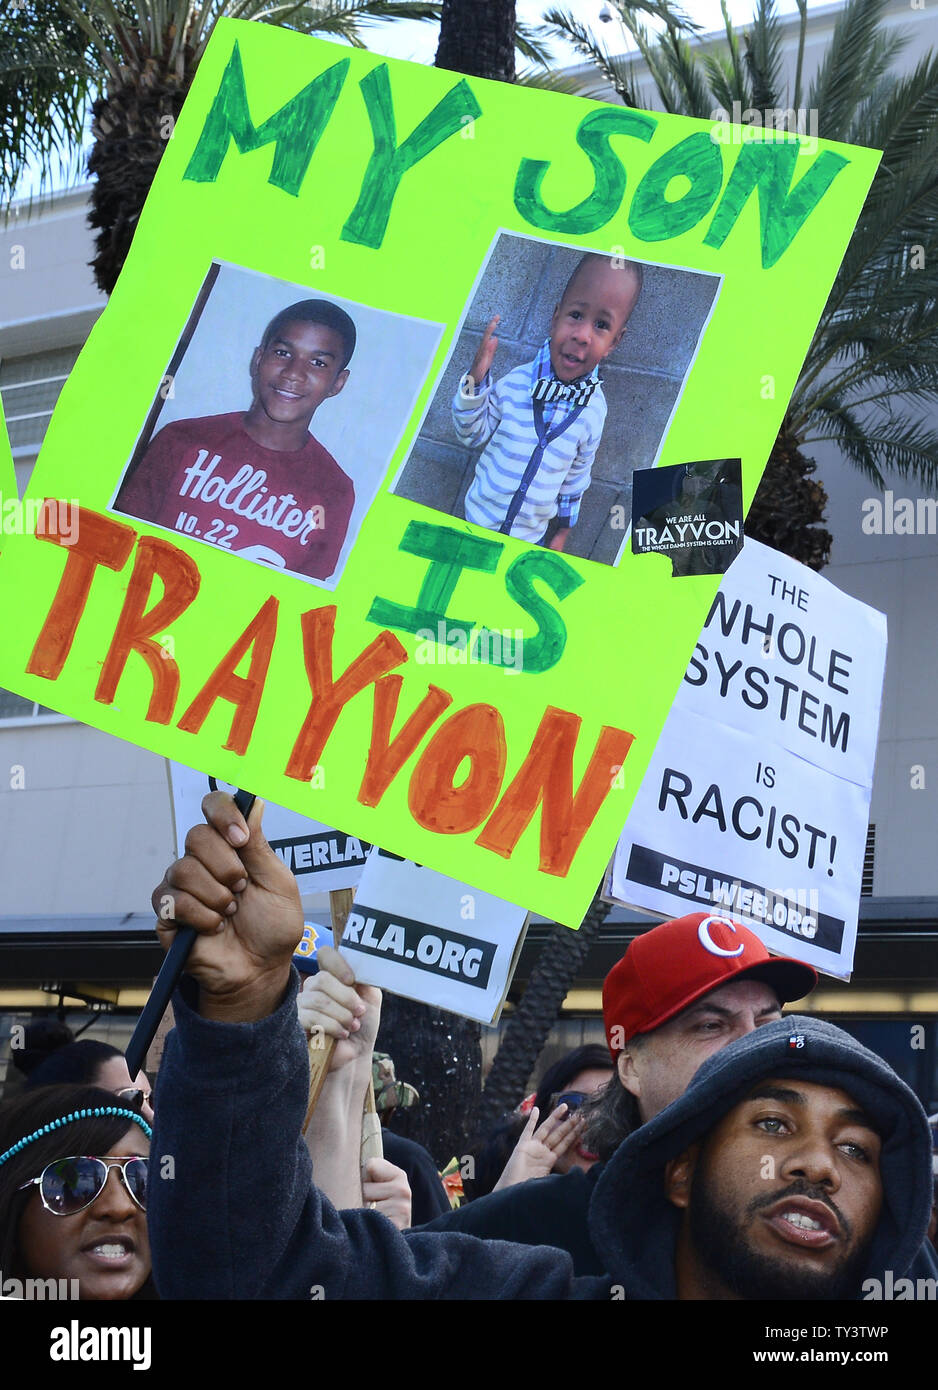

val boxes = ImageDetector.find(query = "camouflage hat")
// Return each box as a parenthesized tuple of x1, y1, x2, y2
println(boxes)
(372, 1052, 419, 1112)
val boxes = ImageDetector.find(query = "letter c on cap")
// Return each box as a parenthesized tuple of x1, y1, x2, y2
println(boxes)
(698, 915, 745, 958)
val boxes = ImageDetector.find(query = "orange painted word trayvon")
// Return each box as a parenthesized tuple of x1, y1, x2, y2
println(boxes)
(27, 507, 630, 883)
(0, 20, 879, 925)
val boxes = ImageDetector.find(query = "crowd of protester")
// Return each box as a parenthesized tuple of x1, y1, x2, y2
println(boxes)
(1, 790, 936, 1300)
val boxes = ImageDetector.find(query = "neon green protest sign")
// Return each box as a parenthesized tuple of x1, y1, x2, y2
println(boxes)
(0, 20, 879, 926)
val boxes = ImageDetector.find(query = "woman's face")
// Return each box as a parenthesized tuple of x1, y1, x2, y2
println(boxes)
(554, 1067, 614, 1175)
(16, 1128, 150, 1300)
(94, 1055, 155, 1125)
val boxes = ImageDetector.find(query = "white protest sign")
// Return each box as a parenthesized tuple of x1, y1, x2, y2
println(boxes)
(337, 849, 529, 1024)
(167, 761, 370, 893)
(609, 540, 886, 980)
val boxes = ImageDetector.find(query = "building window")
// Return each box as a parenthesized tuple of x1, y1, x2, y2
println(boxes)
(0, 689, 63, 721)
(0, 345, 81, 453)
(0, 349, 80, 723)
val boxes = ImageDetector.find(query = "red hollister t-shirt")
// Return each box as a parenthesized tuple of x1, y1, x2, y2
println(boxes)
(115, 412, 355, 581)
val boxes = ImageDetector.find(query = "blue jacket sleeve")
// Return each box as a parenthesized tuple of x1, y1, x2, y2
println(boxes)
(148, 970, 586, 1300)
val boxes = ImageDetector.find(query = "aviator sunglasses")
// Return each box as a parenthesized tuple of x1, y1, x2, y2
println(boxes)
(549, 1090, 590, 1113)
(18, 1155, 148, 1216)
(116, 1086, 153, 1112)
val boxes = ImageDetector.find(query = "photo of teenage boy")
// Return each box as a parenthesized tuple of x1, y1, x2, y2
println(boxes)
(115, 299, 356, 582)
(454, 254, 642, 550)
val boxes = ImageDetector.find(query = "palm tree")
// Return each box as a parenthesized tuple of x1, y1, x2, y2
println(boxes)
(1, 2, 449, 292)
(474, 883, 614, 1137)
(435, 0, 517, 80)
(540, 0, 938, 569)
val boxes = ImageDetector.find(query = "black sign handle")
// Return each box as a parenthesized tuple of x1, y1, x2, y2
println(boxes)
(125, 786, 255, 1081)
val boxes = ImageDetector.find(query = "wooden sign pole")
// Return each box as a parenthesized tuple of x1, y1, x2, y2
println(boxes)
(301, 887, 384, 1175)
(361, 1079, 383, 1166)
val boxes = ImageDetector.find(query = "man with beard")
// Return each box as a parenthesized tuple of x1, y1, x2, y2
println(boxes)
(147, 800, 933, 1299)
(597, 1044, 895, 1301)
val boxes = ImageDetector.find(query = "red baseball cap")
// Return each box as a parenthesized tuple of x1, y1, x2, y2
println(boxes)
(602, 913, 817, 1055)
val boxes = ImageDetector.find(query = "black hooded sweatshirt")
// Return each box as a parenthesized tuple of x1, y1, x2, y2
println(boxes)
(149, 974, 934, 1300)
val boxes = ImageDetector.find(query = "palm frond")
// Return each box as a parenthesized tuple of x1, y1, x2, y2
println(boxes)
(513, 20, 555, 69)
(702, 53, 738, 116)
(743, 0, 783, 113)
(808, 0, 894, 141)
(794, 48, 938, 414)
(795, 282, 938, 432)
(851, 49, 938, 175)
(805, 404, 938, 487)
(0, 2, 98, 203)
(577, 0, 706, 37)
(791, 0, 806, 112)
(804, 399, 887, 488)
(540, 7, 637, 104)
(256, 0, 443, 50)
(657, 26, 713, 119)
(700, 0, 748, 112)
(513, 62, 628, 103)
(847, 30, 909, 138)
(800, 157, 938, 393)
(302, 0, 443, 29)
(617, 10, 682, 113)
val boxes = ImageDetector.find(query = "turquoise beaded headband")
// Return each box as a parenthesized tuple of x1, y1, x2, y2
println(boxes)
(0, 1106, 152, 1169)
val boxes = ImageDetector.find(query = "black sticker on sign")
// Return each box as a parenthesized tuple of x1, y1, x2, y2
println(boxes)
(631, 458, 743, 577)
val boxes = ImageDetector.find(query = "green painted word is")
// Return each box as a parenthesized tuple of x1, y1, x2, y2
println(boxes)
(367, 521, 584, 675)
